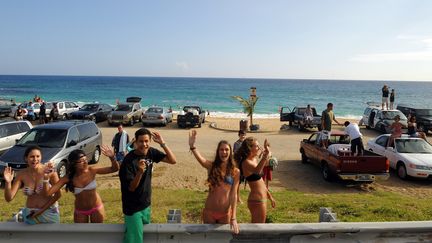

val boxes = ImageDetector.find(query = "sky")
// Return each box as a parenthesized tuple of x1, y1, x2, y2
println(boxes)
(1, 0, 432, 81)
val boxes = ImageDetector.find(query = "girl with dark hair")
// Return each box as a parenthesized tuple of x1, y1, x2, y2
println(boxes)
(44, 145, 119, 223)
(234, 137, 276, 223)
(189, 130, 240, 234)
(3, 145, 61, 224)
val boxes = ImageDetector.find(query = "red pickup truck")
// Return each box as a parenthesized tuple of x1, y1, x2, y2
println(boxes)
(299, 131, 389, 182)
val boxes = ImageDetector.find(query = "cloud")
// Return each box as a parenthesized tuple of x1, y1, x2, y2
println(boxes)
(175, 61, 189, 71)
(350, 36, 432, 62)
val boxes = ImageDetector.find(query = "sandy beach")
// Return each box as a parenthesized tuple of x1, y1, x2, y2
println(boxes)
(93, 115, 432, 198)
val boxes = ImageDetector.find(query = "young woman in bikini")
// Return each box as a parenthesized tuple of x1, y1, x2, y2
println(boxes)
(234, 137, 276, 223)
(189, 130, 240, 234)
(3, 145, 61, 224)
(44, 145, 119, 223)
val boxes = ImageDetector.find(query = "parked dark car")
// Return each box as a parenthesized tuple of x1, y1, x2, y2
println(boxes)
(0, 98, 16, 117)
(177, 106, 206, 128)
(70, 103, 113, 123)
(280, 106, 322, 131)
(0, 120, 102, 179)
(397, 104, 432, 134)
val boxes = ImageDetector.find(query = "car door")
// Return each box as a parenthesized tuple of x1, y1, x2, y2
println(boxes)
(373, 110, 381, 128)
(369, 135, 388, 156)
(362, 108, 370, 126)
(280, 107, 292, 121)
(304, 133, 319, 162)
(134, 104, 141, 120)
(75, 124, 93, 158)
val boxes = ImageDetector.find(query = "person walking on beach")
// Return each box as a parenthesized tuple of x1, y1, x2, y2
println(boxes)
(233, 130, 246, 204)
(234, 137, 276, 223)
(382, 85, 390, 110)
(344, 121, 364, 156)
(389, 89, 395, 110)
(43, 145, 119, 223)
(189, 130, 240, 234)
(112, 124, 129, 164)
(233, 130, 246, 153)
(119, 128, 176, 243)
(3, 146, 61, 224)
(321, 103, 340, 148)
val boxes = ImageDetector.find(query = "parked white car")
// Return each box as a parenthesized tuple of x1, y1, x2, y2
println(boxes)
(141, 107, 173, 126)
(367, 134, 432, 179)
(52, 101, 80, 120)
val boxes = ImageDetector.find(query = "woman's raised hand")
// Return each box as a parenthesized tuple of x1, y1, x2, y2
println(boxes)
(101, 144, 115, 158)
(3, 167, 14, 183)
(189, 130, 197, 148)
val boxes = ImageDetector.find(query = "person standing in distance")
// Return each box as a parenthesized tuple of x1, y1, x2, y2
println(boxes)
(382, 85, 390, 110)
(389, 89, 395, 110)
(112, 124, 129, 164)
(119, 128, 176, 243)
(321, 103, 340, 148)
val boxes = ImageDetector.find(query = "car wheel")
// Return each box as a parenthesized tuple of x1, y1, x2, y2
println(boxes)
(162, 119, 168, 127)
(288, 120, 293, 126)
(321, 162, 333, 182)
(91, 146, 101, 164)
(366, 125, 371, 129)
(380, 125, 387, 133)
(90, 116, 96, 123)
(397, 162, 408, 180)
(62, 114, 68, 120)
(57, 161, 67, 178)
(198, 122, 202, 128)
(317, 125, 322, 131)
(301, 150, 308, 163)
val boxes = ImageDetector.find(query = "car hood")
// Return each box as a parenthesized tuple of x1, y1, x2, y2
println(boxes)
(399, 153, 432, 166)
(0, 146, 62, 164)
(111, 111, 130, 115)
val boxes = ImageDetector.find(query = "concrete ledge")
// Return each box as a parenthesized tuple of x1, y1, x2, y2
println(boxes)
(2, 221, 432, 242)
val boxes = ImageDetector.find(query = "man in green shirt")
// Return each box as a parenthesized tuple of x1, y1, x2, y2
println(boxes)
(321, 103, 340, 148)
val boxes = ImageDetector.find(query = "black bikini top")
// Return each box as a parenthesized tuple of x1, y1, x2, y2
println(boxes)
(245, 173, 261, 182)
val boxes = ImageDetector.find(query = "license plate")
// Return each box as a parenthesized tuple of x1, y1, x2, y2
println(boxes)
(358, 175, 372, 181)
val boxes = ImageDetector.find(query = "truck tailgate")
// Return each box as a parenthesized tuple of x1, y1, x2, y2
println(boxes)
(339, 155, 388, 173)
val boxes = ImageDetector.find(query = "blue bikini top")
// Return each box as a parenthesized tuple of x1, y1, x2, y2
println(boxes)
(224, 175, 234, 186)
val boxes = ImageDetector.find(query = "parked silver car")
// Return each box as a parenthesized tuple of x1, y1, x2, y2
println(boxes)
(142, 107, 173, 126)
(52, 101, 80, 120)
(0, 120, 32, 154)
(108, 97, 143, 126)
(0, 120, 102, 179)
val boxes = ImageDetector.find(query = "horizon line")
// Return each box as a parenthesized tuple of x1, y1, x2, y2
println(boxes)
(0, 73, 430, 83)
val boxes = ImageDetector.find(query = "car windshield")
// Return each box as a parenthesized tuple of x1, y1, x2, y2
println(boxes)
(416, 109, 432, 116)
(381, 111, 406, 120)
(17, 129, 67, 148)
(81, 104, 99, 111)
(147, 108, 163, 113)
(329, 135, 350, 144)
(396, 139, 432, 153)
(115, 104, 132, 111)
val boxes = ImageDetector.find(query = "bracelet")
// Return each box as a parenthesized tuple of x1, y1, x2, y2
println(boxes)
(160, 143, 166, 148)
(43, 179, 50, 183)
(230, 218, 236, 221)
(190, 147, 196, 151)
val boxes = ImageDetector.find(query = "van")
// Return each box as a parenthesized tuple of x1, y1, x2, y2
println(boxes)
(0, 120, 102, 179)
(0, 120, 32, 154)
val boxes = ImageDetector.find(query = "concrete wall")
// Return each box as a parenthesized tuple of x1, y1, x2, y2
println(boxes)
(1, 221, 432, 242)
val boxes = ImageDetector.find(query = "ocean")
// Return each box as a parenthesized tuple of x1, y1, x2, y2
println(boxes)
(0, 75, 431, 119)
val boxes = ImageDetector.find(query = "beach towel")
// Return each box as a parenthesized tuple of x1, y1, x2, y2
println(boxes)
(22, 203, 60, 225)
(119, 131, 128, 153)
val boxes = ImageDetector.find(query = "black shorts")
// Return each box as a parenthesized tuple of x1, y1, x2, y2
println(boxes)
(351, 137, 364, 154)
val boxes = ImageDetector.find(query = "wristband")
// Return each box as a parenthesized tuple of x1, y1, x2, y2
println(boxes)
(230, 218, 236, 221)
(43, 179, 50, 183)
(190, 147, 196, 151)
(160, 143, 166, 148)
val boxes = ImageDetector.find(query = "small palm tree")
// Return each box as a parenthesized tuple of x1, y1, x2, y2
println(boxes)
(232, 95, 259, 127)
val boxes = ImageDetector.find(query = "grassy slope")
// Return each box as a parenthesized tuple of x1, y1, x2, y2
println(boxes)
(1, 188, 432, 223)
